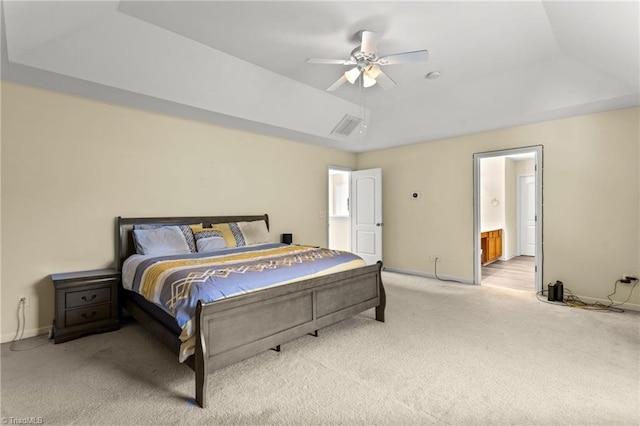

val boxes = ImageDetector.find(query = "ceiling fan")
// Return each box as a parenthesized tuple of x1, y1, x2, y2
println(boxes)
(306, 30, 429, 92)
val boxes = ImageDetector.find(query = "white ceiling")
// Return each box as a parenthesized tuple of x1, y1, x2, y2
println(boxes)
(2, 1, 638, 153)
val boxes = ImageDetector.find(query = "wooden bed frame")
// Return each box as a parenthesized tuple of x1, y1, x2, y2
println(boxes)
(116, 214, 386, 408)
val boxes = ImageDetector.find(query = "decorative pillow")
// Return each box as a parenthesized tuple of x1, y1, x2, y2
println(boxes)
(134, 224, 198, 253)
(133, 226, 191, 255)
(190, 226, 229, 253)
(237, 220, 270, 245)
(196, 236, 228, 253)
(208, 222, 246, 248)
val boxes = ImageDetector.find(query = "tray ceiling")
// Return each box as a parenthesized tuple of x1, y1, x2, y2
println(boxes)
(2, 1, 638, 152)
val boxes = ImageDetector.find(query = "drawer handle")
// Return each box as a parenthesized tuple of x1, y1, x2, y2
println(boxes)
(81, 294, 97, 302)
(81, 311, 97, 320)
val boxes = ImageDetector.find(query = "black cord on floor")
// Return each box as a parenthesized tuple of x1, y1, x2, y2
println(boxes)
(603, 279, 639, 308)
(535, 289, 566, 306)
(536, 279, 638, 313)
(9, 299, 49, 352)
(433, 257, 466, 283)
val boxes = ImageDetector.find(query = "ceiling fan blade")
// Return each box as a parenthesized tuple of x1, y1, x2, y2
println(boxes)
(360, 31, 380, 56)
(306, 58, 353, 65)
(376, 50, 429, 65)
(375, 70, 397, 90)
(326, 75, 348, 92)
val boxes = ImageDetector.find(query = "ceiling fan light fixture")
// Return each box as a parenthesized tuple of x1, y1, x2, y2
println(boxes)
(365, 64, 381, 79)
(345, 67, 361, 84)
(363, 74, 377, 88)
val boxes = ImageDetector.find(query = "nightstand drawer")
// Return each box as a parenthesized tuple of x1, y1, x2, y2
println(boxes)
(66, 304, 111, 326)
(51, 268, 121, 343)
(66, 287, 111, 308)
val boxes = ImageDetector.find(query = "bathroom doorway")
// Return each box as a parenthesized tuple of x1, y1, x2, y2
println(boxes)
(473, 146, 543, 293)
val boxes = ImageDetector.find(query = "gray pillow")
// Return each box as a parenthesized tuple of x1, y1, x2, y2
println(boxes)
(134, 224, 197, 253)
(196, 236, 228, 253)
(133, 226, 191, 255)
(192, 228, 228, 253)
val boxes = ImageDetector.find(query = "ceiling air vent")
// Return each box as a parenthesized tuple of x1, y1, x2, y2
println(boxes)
(331, 114, 362, 137)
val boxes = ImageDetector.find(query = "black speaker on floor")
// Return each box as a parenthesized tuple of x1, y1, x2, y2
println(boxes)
(281, 233, 293, 245)
(548, 280, 564, 302)
(548, 282, 557, 301)
(554, 281, 564, 301)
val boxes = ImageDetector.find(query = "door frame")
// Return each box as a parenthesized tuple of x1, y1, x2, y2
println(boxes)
(473, 145, 543, 292)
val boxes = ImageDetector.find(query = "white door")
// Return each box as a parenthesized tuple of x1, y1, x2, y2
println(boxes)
(351, 168, 382, 265)
(519, 175, 536, 256)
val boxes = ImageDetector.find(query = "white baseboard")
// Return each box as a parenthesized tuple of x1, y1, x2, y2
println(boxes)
(569, 295, 640, 312)
(382, 268, 639, 311)
(383, 266, 474, 284)
(1, 325, 51, 344)
(499, 254, 518, 261)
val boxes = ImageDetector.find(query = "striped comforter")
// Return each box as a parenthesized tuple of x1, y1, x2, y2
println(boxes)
(122, 243, 366, 361)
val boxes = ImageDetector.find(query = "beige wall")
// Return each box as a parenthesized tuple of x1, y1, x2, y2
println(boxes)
(480, 156, 505, 232)
(516, 159, 535, 176)
(328, 217, 350, 251)
(328, 171, 351, 251)
(2, 81, 639, 341)
(504, 158, 516, 259)
(0, 82, 356, 341)
(358, 107, 640, 307)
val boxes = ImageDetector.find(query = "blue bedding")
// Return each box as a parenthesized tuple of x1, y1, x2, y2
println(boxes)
(125, 243, 366, 361)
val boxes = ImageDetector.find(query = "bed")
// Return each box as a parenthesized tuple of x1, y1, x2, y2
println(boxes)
(116, 214, 386, 408)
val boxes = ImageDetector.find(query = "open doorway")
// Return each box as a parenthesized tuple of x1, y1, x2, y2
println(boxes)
(327, 166, 384, 265)
(327, 167, 351, 251)
(473, 146, 543, 293)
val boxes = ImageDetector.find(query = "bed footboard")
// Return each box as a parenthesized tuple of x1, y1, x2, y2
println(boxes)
(194, 261, 384, 408)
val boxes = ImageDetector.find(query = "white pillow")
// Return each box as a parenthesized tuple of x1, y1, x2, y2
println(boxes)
(133, 226, 191, 255)
(196, 236, 228, 253)
(238, 220, 270, 245)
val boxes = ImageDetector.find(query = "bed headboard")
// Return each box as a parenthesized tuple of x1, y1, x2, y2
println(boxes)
(116, 214, 269, 271)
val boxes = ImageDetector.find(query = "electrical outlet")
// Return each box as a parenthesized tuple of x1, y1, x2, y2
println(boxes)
(18, 295, 30, 307)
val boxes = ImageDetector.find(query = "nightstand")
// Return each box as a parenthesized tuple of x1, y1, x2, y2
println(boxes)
(51, 268, 120, 343)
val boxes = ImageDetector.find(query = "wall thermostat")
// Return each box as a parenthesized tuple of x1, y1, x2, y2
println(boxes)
(412, 192, 420, 199)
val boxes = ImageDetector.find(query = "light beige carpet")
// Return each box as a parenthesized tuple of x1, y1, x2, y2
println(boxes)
(2, 272, 639, 425)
